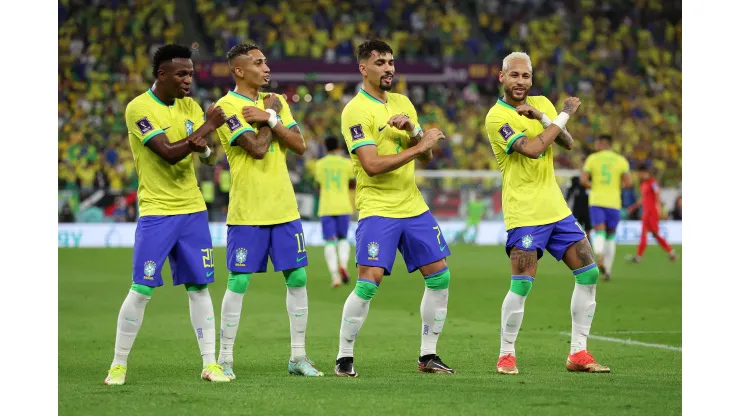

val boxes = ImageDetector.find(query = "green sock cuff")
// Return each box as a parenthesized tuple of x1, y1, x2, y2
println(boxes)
(573, 264, 600, 285)
(228, 272, 252, 294)
(185, 283, 208, 292)
(284, 267, 307, 288)
(130, 283, 154, 297)
(594, 230, 606, 238)
(605, 233, 616, 241)
(354, 280, 378, 300)
(424, 268, 450, 290)
(325, 241, 337, 246)
(510, 276, 534, 296)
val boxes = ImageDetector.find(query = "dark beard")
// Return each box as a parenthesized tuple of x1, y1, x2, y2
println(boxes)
(379, 80, 392, 91)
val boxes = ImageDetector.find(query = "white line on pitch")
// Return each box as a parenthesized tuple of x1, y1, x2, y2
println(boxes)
(559, 332, 682, 351)
(595, 331, 682, 335)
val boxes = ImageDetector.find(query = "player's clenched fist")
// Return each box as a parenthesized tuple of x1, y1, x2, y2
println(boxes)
(562, 97, 581, 115)
(515, 104, 543, 120)
(205, 103, 226, 127)
(242, 106, 271, 123)
(387, 114, 414, 132)
(187, 136, 208, 153)
(417, 128, 445, 152)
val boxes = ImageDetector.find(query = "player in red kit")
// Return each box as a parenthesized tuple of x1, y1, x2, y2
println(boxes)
(625, 164, 677, 263)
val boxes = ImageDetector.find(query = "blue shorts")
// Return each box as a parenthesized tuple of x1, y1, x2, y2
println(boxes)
(505, 214, 587, 261)
(589, 206, 621, 230)
(355, 211, 451, 275)
(132, 211, 214, 287)
(321, 215, 350, 240)
(227, 219, 308, 273)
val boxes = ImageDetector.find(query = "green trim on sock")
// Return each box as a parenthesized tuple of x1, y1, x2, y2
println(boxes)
(594, 230, 607, 238)
(325, 240, 337, 246)
(283, 267, 307, 288)
(354, 280, 378, 300)
(605, 233, 616, 241)
(227, 272, 252, 294)
(131, 283, 154, 296)
(510, 279, 533, 296)
(574, 266, 600, 285)
(184, 283, 208, 292)
(424, 270, 451, 290)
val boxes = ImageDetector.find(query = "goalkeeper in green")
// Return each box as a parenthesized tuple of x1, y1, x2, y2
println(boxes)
(454, 191, 486, 243)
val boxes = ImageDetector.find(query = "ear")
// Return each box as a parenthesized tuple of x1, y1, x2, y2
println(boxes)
(498, 71, 504, 83)
(359, 63, 367, 77)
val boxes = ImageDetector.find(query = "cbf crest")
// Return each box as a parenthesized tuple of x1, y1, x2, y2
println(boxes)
(143, 261, 156, 280)
(235, 248, 248, 267)
(185, 120, 194, 135)
(367, 242, 380, 261)
(521, 234, 533, 249)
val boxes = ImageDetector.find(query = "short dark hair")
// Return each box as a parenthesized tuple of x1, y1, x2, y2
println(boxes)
(598, 134, 613, 144)
(637, 163, 650, 172)
(357, 39, 393, 63)
(227, 44, 260, 62)
(325, 136, 340, 151)
(152, 44, 192, 78)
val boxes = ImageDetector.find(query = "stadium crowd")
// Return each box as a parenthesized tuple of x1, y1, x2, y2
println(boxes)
(58, 0, 681, 222)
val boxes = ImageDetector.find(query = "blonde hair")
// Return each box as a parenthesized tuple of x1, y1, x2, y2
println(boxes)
(502, 52, 533, 73)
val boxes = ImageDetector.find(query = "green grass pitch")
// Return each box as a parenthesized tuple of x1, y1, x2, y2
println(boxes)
(59, 245, 681, 416)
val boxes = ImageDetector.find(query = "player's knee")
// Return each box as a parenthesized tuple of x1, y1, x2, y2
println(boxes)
(510, 276, 534, 296)
(184, 283, 208, 292)
(424, 268, 451, 290)
(574, 264, 600, 285)
(354, 279, 379, 300)
(130, 283, 154, 297)
(284, 268, 307, 288)
(227, 272, 252, 294)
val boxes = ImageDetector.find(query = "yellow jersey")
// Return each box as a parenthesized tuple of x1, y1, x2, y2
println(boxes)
(125, 89, 206, 216)
(485, 96, 571, 230)
(341, 89, 429, 220)
(315, 154, 354, 216)
(583, 149, 630, 209)
(215, 90, 300, 225)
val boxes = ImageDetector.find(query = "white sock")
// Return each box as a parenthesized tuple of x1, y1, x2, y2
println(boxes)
(592, 232, 605, 261)
(337, 291, 370, 359)
(286, 286, 308, 360)
(218, 289, 244, 366)
(188, 288, 217, 367)
(420, 287, 448, 357)
(604, 237, 617, 275)
(338, 239, 351, 270)
(324, 243, 340, 282)
(500, 291, 527, 357)
(111, 290, 151, 367)
(570, 283, 597, 354)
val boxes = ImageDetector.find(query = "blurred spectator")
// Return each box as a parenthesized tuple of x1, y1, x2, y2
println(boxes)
(59, 203, 76, 223)
(113, 197, 129, 223)
(671, 195, 682, 220)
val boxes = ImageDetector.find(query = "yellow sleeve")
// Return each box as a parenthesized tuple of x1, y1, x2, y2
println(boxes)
(125, 100, 163, 145)
(583, 155, 594, 173)
(314, 159, 324, 185)
(342, 103, 376, 153)
(276, 95, 298, 129)
(538, 96, 559, 120)
(217, 100, 256, 147)
(345, 159, 355, 179)
(485, 112, 526, 155)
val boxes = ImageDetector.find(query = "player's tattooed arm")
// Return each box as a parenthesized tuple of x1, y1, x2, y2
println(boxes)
(198, 133, 218, 166)
(242, 96, 306, 155)
(554, 127, 574, 151)
(235, 125, 273, 159)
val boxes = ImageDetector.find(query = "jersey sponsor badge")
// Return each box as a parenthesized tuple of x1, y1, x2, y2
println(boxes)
(350, 124, 365, 141)
(136, 117, 154, 134)
(499, 123, 515, 141)
(226, 115, 243, 133)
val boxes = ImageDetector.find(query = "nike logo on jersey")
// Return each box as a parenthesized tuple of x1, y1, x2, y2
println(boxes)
(378, 126, 386, 132)
(296, 256, 307, 262)
(163, 126, 171, 131)
(521, 129, 527, 133)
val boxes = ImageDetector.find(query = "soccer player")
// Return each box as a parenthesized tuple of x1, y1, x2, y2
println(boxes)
(105, 44, 230, 385)
(580, 134, 632, 281)
(625, 164, 677, 263)
(335, 39, 454, 377)
(485, 52, 610, 375)
(213, 44, 323, 379)
(565, 175, 591, 242)
(314, 136, 355, 288)
(453, 191, 486, 244)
